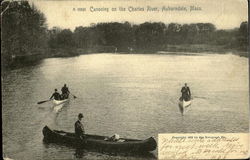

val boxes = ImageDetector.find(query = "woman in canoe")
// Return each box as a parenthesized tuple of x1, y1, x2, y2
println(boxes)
(50, 89, 61, 100)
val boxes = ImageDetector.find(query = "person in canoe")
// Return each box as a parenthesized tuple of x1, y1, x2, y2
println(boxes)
(50, 89, 61, 100)
(75, 113, 85, 140)
(61, 84, 70, 99)
(181, 83, 191, 101)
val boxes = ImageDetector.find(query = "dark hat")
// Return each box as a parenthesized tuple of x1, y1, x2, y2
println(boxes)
(78, 113, 83, 118)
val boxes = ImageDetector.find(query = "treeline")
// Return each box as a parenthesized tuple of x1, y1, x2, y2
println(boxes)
(50, 21, 247, 52)
(1, 1, 248, 69)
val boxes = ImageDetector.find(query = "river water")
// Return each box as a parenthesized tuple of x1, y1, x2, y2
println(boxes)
(2, 53, 249, 160)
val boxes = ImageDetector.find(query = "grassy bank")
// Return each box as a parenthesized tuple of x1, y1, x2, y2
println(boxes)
(157, 44, 248, 57)
(48, 48, 80, 57)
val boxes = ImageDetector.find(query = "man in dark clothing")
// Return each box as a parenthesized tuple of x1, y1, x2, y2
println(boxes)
(61, 84, 70, 99)
(50, 89, 61, 100)
(181, 83, 191, 101)
(75, 113, 85, 139)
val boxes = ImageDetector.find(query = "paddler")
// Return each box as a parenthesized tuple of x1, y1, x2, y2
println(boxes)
(50, 89, 61, 100)
(61, 84, 70, 99)
(181, 83, 191, 101)
(75, 113, 85, 140)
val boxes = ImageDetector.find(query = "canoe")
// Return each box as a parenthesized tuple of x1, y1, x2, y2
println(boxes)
(42, 126, 157, 153)
(178, 99, 192, 115)
(52, 98, 69, 105)
(52, 99, 69, 112)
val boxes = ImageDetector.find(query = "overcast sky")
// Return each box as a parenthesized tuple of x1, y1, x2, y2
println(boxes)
(32, 0, 248, 30)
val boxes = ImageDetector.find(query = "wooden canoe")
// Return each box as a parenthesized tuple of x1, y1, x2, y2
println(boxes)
(42, 126, 157, 153)
(52, 98, 69, 105)
(52, 99, 69, 112)
(178, 99, 192, 115)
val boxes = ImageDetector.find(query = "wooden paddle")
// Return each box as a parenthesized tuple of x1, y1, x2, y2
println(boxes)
(70, 93, 77, 99)
(37, 99, 52, 104)
(192, 96, 205, 99)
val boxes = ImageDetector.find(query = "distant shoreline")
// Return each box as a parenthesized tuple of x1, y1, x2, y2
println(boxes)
(3, 44, 248, 71)
(134, 44, 248, 57)
(76, 44, 248, 57)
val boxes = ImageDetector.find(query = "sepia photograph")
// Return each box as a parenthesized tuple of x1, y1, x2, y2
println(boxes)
(1, 0, 249, 159)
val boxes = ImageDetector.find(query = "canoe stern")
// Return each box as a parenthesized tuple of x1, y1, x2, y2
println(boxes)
(145, 137, 157, 151)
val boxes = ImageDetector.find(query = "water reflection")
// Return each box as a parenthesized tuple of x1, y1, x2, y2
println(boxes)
(74, 148, 85, 159)
(73, 148, 157, 159)
(43, 142, 156, 160)
(79, 149, 156, 159)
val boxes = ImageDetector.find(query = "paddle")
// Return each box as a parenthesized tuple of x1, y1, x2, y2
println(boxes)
(192, 96, 206, 99)
(70, 93, 77, 99)
(37, 99, 52, 104)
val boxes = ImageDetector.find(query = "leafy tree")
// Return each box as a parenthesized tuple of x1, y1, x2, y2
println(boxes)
(135, 22, 166, 50)
(238, 21, 248, 49)
(2, 1, 48, 68)
(55, 29, 74, 47)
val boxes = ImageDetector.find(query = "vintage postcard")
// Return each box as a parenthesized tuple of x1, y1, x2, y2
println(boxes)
(1, 0, 249, 159)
